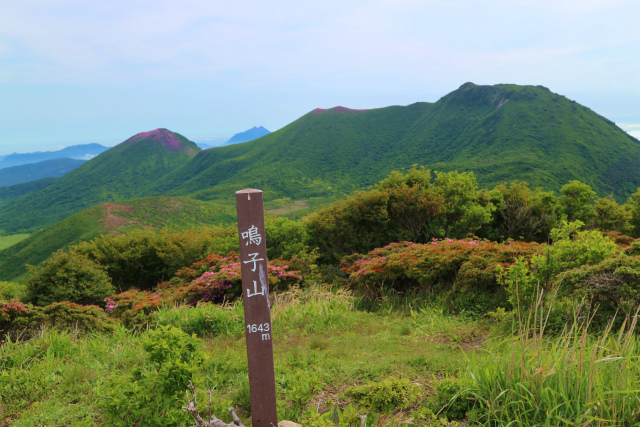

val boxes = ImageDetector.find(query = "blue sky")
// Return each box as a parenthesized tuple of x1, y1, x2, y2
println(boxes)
(0, 0, 638, 155)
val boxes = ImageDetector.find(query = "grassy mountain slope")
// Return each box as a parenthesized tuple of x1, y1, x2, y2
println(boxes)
(155, 83, 639, 205)
(0, 196, 234, 281)
(156, 103, 431, 204)
(0, 177, 57, 202)
(2, 83, 638, 234)
(0, 158, 86, 187)
(399, 83, 640, 197)
(0, 129, 200, 233)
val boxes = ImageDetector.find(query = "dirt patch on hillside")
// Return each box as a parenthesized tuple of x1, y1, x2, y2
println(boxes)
(266, 200, 310, 215)
(101, 203, 142, 233)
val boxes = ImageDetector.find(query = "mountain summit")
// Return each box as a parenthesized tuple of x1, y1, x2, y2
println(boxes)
(123, 128, 199, 153)
(153, 83, 640, 205)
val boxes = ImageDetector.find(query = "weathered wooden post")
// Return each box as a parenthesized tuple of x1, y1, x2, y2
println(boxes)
(236, 189, 278, 427)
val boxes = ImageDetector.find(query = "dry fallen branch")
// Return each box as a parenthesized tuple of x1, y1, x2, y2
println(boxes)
(182, 381, 246, 427)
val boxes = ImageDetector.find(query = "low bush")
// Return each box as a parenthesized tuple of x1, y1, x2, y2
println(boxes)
(342, 239, 542, 313)
(499, 222, 625, 317)
(1, 299, 116, 340)
(24, 250, 114, 306)
(344, 377, 422, 413)
(102, 325, 203, 427)
(0, 281, 25, 302)
(176, 255, 302, 306)
(429, 377, 476, 419)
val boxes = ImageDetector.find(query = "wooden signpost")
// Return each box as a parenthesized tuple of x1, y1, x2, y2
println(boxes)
(236, 189, 278, 427)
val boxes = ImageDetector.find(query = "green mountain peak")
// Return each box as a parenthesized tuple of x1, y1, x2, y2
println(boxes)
(121, 128, 200, 154)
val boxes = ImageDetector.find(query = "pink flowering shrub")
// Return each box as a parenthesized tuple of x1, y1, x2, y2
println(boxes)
(341, 239, 543, 312)
(179, 255, 302, 305)
(1, 299, 115, 339)
(0, 300, 29, 323)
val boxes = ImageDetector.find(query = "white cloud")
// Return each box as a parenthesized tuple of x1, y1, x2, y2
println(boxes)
(617, 123, 640, 140)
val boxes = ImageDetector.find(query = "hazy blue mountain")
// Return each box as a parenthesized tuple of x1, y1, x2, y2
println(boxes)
(195, 136, 230, 149)
(0, 143, 109, 169)
(0, 158, 86, 187)
(224, 126, 271, 145)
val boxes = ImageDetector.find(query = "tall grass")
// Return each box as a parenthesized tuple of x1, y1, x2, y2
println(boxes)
(155, 302, 244, 337)
(468, 305, 640, 426)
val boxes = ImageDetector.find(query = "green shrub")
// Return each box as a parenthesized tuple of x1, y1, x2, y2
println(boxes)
(0, 281, 25, 302)
(499, 221, 621, 311)
(102, 325, 203, 426)
(72, 226, 237, 292)
(563, 254, 640, 321)
(430, 377, 476, 419)
(490, 181, 559, 242)
(342, 239, 542, 312)
(24, 250, 114, 306)
(304, 167, 445, 262)
(265, 216, 310, 260)
(0, 300, 116, 340)
(345, 377, 422, 413)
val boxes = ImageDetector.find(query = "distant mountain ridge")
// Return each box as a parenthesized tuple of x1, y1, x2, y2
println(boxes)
(0, 129, 200, 233)
(0, 143, 108, 169)
(0, 158, 86, 187)
(1, 83, 639, 235)
(225, 126, 270, 145)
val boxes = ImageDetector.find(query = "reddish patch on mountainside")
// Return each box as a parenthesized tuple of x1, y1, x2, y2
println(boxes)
(101, 203, 142, 233)
(129, 128, 185, 152)
(311, 106, 368, 115)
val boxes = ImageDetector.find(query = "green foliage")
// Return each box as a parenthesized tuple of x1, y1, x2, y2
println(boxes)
(343, 239, 543, 313)
(345, 377, 422, 413)
(559, 180, 597, 223)
(489, 181, 559, 242)
(0, 280, 24, 301)
(500, 221, 621, 311)
(624, 188, 640, 237)
(0, 300, 116, 340)
(594, 195, 631, 232)
(0, 197, 235, 281)
(72, 226, 236, 292)
(563, 254, 640, 320)
(277, 368, 323, 420)
(265, 216, 310, 260)
(430, 377, 476, 419)
(24, 250, 114, 306)
(102, 326, 203, 427)
(306, 167, 499, 262)
(431, 170, 495, 239)
(468, 316, 640, 426)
